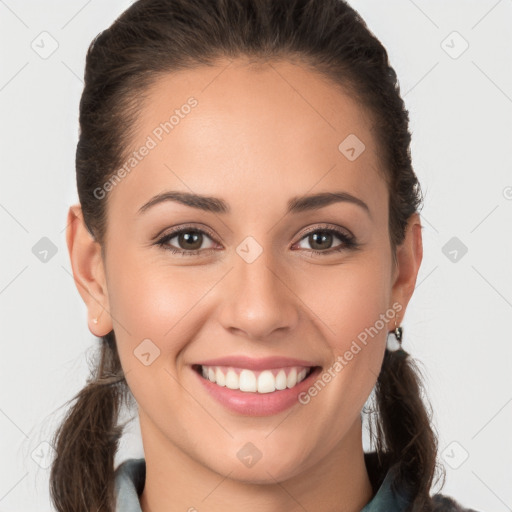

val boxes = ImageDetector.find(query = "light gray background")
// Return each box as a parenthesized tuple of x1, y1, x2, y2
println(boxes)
(1, 0, 511, 510)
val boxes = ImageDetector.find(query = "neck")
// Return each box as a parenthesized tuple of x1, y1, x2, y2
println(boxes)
(139, 416, 373, 512)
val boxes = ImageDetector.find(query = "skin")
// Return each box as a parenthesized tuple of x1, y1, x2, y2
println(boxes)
(66, 58, 423, 512)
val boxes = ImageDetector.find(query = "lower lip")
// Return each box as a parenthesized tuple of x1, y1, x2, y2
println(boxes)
(193, 366, 322, 416)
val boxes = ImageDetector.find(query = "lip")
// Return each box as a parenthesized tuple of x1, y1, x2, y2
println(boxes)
(192, 363, 322, 417)
(194, 355, 319, 371)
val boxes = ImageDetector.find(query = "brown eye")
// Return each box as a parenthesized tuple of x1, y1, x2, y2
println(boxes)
(175, 231, 203, 251)
(294, 227, 357, 255)
(307, 231, 335, 251)
(157, 227, 217, 255)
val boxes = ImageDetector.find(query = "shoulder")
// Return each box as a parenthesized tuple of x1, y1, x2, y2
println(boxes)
(363, 451, 481, 512)
(427, 493, 482, 512)
(114, 457, 146, 511)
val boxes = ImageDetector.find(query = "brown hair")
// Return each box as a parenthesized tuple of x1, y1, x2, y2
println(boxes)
(50, 0, 444, 510)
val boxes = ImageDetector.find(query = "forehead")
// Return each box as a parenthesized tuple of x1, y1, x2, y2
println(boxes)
(107, 58, 387, 218)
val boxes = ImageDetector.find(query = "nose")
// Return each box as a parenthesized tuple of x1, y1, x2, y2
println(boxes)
(217, 248, 300, 341)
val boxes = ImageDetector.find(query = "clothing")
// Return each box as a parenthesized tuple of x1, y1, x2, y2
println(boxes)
(113, 452, 478, 512)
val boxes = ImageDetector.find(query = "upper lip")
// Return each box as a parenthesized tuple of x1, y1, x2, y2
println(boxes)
(194, 356, 320, 371)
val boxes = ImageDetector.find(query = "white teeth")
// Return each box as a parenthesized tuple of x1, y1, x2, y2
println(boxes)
(257, 370, 275, 393)
(239, 369, 257, 392)
(286, 368, 297, 388)
(225, 369, 239, 389)
(215, 367, 226, 387)
(200, 365, 312, 393)
(275, 369, 287, 390)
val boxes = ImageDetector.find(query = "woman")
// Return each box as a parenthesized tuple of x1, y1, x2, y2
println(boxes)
(50, 0, 480, 510)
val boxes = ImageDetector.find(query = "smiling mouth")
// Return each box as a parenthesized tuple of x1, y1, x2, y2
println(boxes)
(192, 364, 319, 394)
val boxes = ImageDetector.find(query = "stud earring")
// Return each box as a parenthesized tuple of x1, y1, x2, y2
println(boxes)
(92, 309, 104, 325)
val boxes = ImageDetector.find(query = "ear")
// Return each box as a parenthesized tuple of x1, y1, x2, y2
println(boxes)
(390, 212, 423, 320)
(66, 204, 112, 336)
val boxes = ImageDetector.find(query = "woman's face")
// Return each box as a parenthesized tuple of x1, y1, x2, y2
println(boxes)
(74, 58, 421, 482)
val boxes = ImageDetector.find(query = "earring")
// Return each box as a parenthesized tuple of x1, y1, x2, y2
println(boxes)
(387, 317, 404, 352)
(393, 318, 403, 345)
(92, 309, 104, 325)
(391, 317, 406, 355)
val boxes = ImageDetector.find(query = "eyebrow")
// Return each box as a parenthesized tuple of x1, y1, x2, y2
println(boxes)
(138, 190, 371, 217)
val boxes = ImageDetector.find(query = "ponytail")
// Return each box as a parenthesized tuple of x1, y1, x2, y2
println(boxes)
(372, 345, 444, 510)
(49, 332, 131, 512)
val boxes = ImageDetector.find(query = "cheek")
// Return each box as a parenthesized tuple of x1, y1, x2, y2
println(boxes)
(296, 248, 393, 405)
(297, 248, 393, 350)
(104, 249, 196, 369)
(106, 237, 211, 331)
(105, 259, 201, 418)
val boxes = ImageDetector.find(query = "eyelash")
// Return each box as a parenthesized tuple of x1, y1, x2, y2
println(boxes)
(155, 224, 358, 257)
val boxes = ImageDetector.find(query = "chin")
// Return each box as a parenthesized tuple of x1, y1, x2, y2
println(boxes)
(200, 446, 312, 484)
